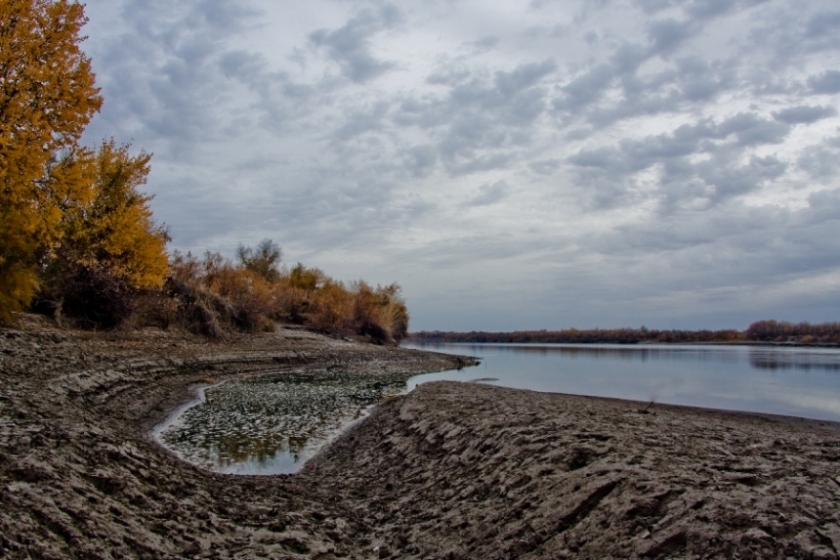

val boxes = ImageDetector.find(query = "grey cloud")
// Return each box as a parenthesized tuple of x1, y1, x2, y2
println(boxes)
(529, 158, 562, 175)
(390, 57, 559, 177)
(553, 64, 614, 112)
(553, 36, 737, 129)
(675, 56, 735, 101)
(686, 0, 771, 21)
(191, 0, 261, 31)
(635, 0, 681, 14)
(463, 180, 510, 208)
(585, 202, 839, 300)
(648, 18, 694, 56)
(333, 102, 390, 142)
(718, 113, 791, 146)
(216, 49, 315, 129)
(309, 6, 400, 83)
(445, 152, 517, 176)
(83, 0, 268, 159)
(219, 50, 266, 81)
(504, 87, 550, 123)
(808, 70, 840, 94)
(797, 146, 840, 181)
(808, 188, 840, 221)
(806, 10, 840, 37)
(568, 146, 625, 172)
(402, 145, 438, 177)
(567, 113, 796, 212)
(773, 105, 837, 124)
(696, 155, 787, 202)
(686, 0, 735, 19)
(427, 67, 472, 86)
(611, 43, 650, 76)
(587, 58, 735, 127)
(798, 9, 840, 53)
(472, 36, 500, 52)
(495, 60, 557, 97)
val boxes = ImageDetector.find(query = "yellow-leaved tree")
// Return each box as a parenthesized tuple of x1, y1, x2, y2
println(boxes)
(0, 0, 102, 321)
(38, 140, 169, 327)
(60, 140, 169, 289)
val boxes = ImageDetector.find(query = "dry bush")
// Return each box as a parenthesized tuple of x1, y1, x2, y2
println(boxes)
(35, 265, 137, 329)
(274, 264, 324, 323)
(166, 250, 277, 335)
(350, 282, 410, 344)
(129, 291, 180, 330)
(306, 279, 354, 335)
(301, 280, 409, 344)
(216, 268, 277, 332)
(158, 247, 410, 343)
(163, 278, 227, 339)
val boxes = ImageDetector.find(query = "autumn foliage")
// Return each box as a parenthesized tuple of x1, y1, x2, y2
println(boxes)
(34, 141, 170, 327)
(166, 244, 410, 344)
(0, 0, 102, 319)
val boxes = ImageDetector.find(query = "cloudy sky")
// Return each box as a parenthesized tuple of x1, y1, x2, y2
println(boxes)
(79, 0, 840, 331)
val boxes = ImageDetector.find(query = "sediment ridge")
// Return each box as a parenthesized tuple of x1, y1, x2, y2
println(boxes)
(1, 317, 839, 559)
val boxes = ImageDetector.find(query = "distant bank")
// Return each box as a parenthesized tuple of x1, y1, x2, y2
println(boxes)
(410, 320, 840, 346)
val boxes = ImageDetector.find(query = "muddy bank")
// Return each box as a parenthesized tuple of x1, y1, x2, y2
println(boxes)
(316, 383, 840, 559)
(0, 320, 467, 559)
(2, 319, 840, 559)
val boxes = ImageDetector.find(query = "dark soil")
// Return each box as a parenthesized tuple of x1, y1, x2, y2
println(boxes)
(2, 315, 839, 559)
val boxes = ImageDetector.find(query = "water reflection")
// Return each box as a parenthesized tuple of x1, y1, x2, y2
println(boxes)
(748, 350, 840, 371)
(404, 342, 840, 422)
(440, 343, 840, 371)
(157, 371, 410, 475)
(462, 344, 741, 363)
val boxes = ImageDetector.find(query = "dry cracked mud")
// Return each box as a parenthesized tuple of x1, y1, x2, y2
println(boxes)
(2, 316, 840, 559)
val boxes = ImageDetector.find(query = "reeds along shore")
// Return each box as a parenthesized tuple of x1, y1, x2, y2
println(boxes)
(411, 320, 840, 345)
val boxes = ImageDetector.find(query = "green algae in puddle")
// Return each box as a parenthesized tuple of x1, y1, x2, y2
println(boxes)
(157, 372, 409, 475)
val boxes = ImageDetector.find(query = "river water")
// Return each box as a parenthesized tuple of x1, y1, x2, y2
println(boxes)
(156, 343, 840, 475)
(404, 342, 840, 422)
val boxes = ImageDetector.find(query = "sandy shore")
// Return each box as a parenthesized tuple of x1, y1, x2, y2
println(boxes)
(1, 319, 839, 559)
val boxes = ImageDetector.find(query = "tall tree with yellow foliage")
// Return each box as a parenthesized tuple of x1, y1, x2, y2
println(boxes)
(0, 0, 102, 320)
(59, 140, 169, 289)
(37, 140, 169, 327)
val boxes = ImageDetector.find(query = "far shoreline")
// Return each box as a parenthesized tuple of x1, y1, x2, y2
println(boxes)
(407, 338, 840, 348)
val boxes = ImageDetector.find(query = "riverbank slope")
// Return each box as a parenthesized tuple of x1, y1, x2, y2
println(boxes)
(1, 317, 839, 558)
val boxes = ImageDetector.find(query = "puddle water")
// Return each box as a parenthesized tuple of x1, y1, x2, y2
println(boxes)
(154, 370, 433, 475)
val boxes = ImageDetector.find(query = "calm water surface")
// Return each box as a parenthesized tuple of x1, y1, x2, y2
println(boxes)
(156, 343, 840, 475)
(405, 342, 840, 422)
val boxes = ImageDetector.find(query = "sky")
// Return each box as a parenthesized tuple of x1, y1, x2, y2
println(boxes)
(79, 0, 840, 331)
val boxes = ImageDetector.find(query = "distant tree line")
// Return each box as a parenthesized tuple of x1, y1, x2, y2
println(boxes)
(411, 322, 840, 345)
(744, 320, 840, 344)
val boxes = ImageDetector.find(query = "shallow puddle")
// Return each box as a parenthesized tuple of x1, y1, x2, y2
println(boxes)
(156, 370, 419, 475)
